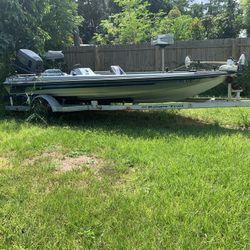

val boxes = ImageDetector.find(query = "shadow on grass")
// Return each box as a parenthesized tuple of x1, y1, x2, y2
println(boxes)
(1, 109, 248, 139)
(61, 110, 250, 138)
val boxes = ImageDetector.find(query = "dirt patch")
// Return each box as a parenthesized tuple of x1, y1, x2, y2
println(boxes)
(22, 151, 62, 167)
(57, 155, 104, 173)
(0, 157, 12, 169)
(22, 150, 105, 174)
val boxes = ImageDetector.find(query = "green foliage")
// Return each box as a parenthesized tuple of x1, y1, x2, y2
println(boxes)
(203, 0, 243, 39)
(93, 0, 243, 44)
(0, 0, 49, 54)
(94, 0, 153, 45)
(147, 0, 190, 14)
(0, 58, 12, 106)
(168, 5, 182, 18)
(156, 13, 205, 40)
(0, 0, 83, 83)
(238, 64, 250, 96)
(147, 0, 172, 13)
(0, 0, 82, 53)
(41, 0, 83, 50)
(189, 3, 205, 18)
(78, 0, 119, 43)
(94, 1, 205, 45)
(243, 0, 250, 34)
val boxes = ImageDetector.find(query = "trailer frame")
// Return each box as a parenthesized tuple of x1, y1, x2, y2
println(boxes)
(5, 94, 250, 113)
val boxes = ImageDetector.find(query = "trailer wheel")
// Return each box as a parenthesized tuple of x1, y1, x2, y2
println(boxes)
(29, 98, 52, 123)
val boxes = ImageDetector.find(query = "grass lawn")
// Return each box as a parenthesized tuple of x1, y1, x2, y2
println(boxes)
(0, 108, 249, 249)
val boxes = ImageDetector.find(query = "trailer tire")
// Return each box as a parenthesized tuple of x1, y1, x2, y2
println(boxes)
(31, 97, 52, 122)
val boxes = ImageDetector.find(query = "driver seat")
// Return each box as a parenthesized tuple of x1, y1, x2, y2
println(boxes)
(110, 65, 126, 75)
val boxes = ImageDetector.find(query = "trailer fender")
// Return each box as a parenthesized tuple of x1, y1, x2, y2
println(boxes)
(33, 95, 61, 112)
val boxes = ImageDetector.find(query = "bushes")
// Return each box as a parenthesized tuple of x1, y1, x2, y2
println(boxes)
(0, 61, 9, 107)
(238, 64, 250, 97)
(0, 58, 14, 118)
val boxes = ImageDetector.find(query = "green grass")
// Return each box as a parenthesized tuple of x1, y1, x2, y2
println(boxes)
(0, 108, 249, 249)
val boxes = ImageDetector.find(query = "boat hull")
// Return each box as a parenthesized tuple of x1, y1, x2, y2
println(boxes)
(4, 71, 227, 103)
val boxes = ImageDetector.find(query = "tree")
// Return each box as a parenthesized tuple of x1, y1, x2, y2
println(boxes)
(170, 0, 190, 13)
(202, 0, 243, 39)
(0, 0, 82, 56)
(83, 0, 192, 43)
(94, 0, 153, 44)
(94, 2, 205, 44)
(0, 0, 48, 56)
(80, 0, 244, 43)
(0, 0, 82, 80)
(77, 0, 114, 43)
(240, 0, 249, 34)
(147, 0, 171, 13)
(155, 10, 205, 40)
(0, 0, 48, 81)
(41, 0, 83, 49)
(168, 5, 182, 18)
(189, 3, 205, 18)
(147, 0, 190, 14)
(205, 0, 225, 16)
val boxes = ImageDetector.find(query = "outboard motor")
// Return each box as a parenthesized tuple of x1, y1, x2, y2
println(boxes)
(13, 49, 43, 74)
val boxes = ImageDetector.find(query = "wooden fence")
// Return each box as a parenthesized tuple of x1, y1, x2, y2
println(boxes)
(63, 38, 250, 72)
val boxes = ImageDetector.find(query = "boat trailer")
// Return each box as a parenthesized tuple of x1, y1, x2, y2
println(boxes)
(5, 87, 250, 113)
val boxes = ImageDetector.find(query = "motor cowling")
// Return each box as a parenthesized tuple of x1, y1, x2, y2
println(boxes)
(13, 49, 43, 74)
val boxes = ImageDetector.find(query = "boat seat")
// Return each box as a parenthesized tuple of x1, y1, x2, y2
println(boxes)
(110, 66, 126, 75)
(70, 68, 96, 76)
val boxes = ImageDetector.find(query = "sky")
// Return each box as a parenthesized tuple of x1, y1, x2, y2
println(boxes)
(192, 0, 209, 3)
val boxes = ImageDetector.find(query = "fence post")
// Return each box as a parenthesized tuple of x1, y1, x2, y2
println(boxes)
(154, 46, 161, 71)
(232, 38, 240, 59)
(94, 46, 100, 71)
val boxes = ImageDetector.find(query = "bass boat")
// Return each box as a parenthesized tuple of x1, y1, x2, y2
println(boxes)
(3, 49, 231, 104)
